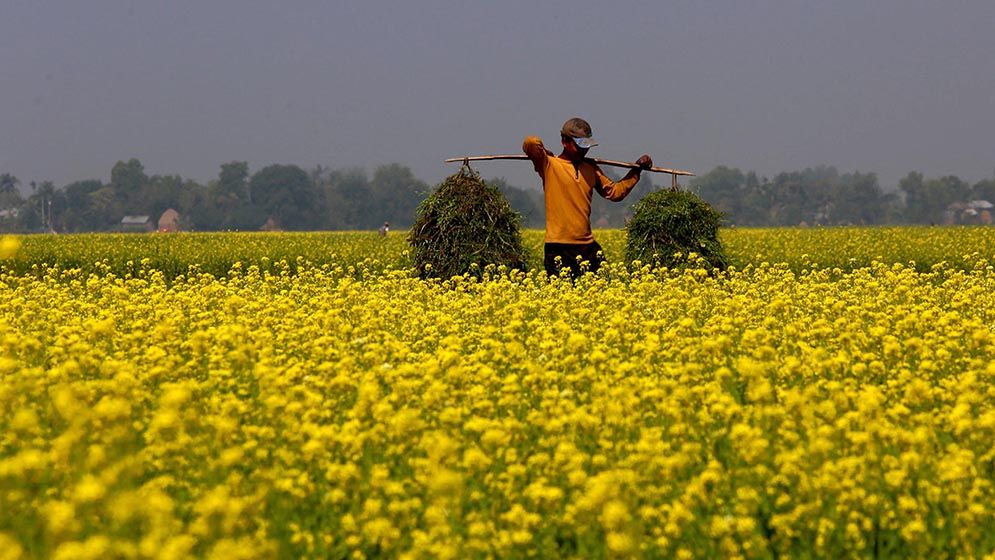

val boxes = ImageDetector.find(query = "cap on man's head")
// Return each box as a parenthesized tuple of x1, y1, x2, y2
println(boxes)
(561, 117, 598, 149)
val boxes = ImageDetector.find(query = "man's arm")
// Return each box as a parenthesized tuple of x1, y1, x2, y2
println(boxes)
(594, 155, 653, 201)
(523, 136, 552, 178)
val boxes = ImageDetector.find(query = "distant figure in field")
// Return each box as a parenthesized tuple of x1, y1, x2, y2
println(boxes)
(379, 222, 390, 236)
(524, 117, 652, 277)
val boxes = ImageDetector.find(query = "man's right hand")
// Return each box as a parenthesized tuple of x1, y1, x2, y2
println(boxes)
(635, 155, 653, 170)
(523, 135, 552, 176)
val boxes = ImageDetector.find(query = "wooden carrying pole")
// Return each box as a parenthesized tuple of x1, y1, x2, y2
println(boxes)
(444, 154, 694, 178)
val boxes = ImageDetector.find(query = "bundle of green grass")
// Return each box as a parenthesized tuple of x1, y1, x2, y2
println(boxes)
(408, 166, 528, 279)
(624, 188, 729, 270)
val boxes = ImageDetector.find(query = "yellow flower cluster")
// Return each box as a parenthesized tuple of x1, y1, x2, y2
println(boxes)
(0, 236, 20, 260)
(1, 235, 995, 557)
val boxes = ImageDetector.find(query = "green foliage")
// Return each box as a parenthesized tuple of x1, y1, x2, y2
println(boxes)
(408, 167, 528, 278)
(87, 186, 122, 230)
(0, 191, 22, 211)
(322, 167, 373, 229)
(110, 158, 149, 210)
(249, 164, 321, 230)
(315, 164, 429, 229)
(689, 166, 751, 219)
(368, 164, 428, 228)
(4, 158, 992, 233)
(625, 189, 728, 270)
(692, 165, 890, 226)
(900, 172, 971, 224)
(0, 173, 19, 195)
(487, 177, 544, 228)
(217, 161, 250, 203)
(590, 169, 656, 227)
(971, 176, 995, 202)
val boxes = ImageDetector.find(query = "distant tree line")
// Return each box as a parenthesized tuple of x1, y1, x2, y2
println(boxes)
(1, 160, 993, 233)
(691, 165, 995, 226)
(0, 160, 448, 233)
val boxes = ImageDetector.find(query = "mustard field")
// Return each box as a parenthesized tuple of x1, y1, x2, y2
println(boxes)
(3, 226, 995, 278)
(1, 228, 995, 558)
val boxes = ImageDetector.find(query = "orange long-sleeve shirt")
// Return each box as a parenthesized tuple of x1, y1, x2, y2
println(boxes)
(523, 135, 641, 244)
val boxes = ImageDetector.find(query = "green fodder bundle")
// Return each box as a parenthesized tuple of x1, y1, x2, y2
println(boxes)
(625, 189, 729, 270)
(408, 167, 528, 278)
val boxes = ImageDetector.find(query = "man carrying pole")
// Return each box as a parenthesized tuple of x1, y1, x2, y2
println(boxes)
(523, 117, 652, 277)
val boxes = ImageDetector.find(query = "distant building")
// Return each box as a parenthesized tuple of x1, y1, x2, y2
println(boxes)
(944, 200, 993, 225)
(260, 217, 281, 231)
(121, 215, 153, 232)
(158, 208, 181, 232)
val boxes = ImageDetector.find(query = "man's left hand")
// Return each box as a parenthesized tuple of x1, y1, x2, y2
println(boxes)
(635, 155, 653, 170)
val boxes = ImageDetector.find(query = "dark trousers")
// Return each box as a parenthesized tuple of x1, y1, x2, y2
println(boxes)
(544, 241, 605, 277)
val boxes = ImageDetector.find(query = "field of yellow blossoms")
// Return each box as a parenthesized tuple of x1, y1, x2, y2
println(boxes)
(2, 228, 995, 558)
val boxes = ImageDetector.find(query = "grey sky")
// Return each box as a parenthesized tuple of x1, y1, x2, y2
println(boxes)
(2, 1, 993, 193)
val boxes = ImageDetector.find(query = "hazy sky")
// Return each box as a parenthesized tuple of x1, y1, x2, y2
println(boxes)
(3, 1, 994, 193)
